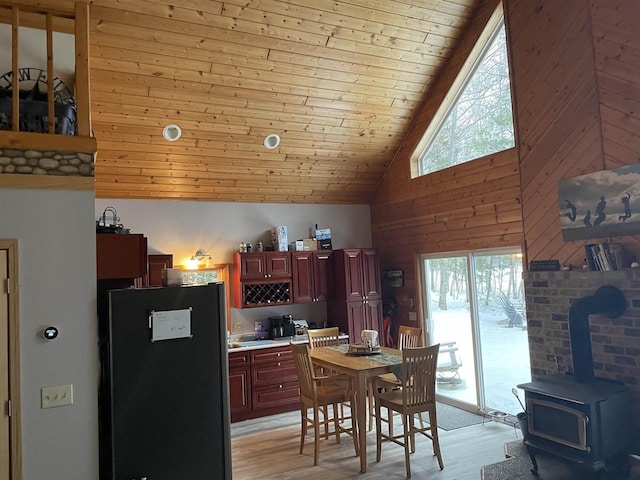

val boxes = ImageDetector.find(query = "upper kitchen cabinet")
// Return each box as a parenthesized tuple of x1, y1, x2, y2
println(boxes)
(328, 249, 384, 344)
(291, 251, 334, 303)
(237, 252, 291, 280)
(233, 252, 293, 308)
(332, 249, 381, 301)
(96, 233, 147, 282)
(147, 254, 173, 287)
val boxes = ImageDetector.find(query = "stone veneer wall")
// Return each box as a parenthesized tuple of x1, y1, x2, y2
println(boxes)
(523, 269, 640, 439)
(0, 147, 94, 176)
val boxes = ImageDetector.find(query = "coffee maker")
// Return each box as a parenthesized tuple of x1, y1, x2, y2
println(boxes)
(268, 315, 295, 338)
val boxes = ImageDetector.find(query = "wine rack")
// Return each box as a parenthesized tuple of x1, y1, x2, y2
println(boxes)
(241, 281, 292, 307)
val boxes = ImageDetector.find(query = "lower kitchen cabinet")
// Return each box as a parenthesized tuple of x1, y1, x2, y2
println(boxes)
(229, 346, 300, 422)
(329, 297, 383, 343)
(229, 351, 251, 420)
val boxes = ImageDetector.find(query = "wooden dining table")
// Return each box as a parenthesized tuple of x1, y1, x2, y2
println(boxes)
(309, 345, 402, 473)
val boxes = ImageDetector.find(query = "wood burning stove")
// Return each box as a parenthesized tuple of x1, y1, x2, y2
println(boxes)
(518, 286, 632, 476)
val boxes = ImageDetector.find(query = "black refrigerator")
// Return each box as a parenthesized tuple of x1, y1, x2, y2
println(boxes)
(98, 283, 231, 480)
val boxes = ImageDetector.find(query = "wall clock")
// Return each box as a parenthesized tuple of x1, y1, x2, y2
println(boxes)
(0, 67, 75, 105)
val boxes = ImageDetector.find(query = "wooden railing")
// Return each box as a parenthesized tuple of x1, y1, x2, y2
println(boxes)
(0, 0, 96, 153)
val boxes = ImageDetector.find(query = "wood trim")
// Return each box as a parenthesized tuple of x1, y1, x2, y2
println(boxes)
(0, 0, 76, 17)
(46, 12, 55, 134)
(0, 131, 97, 152)
(0, 239, 21, 480)
(0, 8, 75, 33)
(10, 7, 18, 132)
(0, 173, 93, 190)
(408, 0, 504, 178)
(74, 1, 91, 136)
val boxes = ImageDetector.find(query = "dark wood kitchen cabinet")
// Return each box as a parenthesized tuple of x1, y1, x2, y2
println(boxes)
(237, 252, 291, 280)
(232, 252, 293, 308)
(291, 250, 334, 303)
(333, 248, 381, 301)
(96, 233, 148, 282)
(251, 347, 299, 414)
(327, 248, 384, 345)
(228, 351, 251, 421)
(229, 346, 299, 422)
(147, 254, 173, 287)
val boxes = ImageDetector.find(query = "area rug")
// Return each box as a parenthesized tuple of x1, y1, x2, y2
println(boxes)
(481, 440, 587, 480)
(231, 402, 485, 437)
(436, 402, 485, 431)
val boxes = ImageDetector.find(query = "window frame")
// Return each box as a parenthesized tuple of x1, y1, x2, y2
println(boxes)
(410, 3, 513, 178)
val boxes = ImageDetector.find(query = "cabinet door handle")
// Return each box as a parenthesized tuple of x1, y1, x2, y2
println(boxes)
(277, 362, 281, 366)
(278, 384, 283, 389)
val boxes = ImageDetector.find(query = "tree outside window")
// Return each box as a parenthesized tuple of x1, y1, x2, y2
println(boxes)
(418, 22, 515, 176)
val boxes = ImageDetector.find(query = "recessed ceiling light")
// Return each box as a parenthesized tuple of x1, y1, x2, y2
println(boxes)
(162, 124, 182, 141)
(264, 133, 280, 149)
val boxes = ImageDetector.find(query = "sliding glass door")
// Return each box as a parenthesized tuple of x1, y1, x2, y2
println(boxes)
(420, 248, 530, 415)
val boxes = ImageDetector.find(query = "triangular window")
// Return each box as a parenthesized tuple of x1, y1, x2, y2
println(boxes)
(417, 20, 514, 177)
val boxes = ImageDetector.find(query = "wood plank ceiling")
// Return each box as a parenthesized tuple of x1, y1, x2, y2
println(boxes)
(86, 0, 479, 204)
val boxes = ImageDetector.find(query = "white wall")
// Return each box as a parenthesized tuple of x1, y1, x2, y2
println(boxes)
(0, 188, 97, 480)
(0, 24, 76, 87)
(95, 199, 373, 331)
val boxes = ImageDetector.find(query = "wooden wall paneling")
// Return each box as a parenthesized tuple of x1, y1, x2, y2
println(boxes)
(519, 121, 603, 244)
(370, 0, 522, 318)
(591, 0, 640, 174)
(373, 150, 518, 215)
(521, 135, 603, 264)
(505, 0, 602, 267)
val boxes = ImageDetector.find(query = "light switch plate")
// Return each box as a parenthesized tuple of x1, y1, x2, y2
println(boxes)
(41, 384, 73, 408)
(408, 312, 417, 321)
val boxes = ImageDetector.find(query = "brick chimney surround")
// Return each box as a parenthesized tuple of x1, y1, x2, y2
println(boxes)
(523, 269, 640, 446)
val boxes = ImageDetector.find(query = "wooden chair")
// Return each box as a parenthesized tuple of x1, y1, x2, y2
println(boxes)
(368, 325, 423, 431)
(307, 326, 341, 348)
(374, 344, 443, 478)
(290, 343, 359, 466)
(307, 326, 348, 423)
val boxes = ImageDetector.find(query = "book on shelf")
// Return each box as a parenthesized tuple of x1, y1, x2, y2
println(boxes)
(584, 243, 623, 271)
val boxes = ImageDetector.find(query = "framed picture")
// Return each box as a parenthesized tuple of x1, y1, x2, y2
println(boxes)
(558, 162, 640, 241)
(383, 270, 404, 288)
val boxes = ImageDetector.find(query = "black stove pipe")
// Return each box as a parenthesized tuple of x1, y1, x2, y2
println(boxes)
(568, 285, 626, 382)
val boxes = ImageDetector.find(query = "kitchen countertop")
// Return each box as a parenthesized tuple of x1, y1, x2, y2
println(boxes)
(227, 334, 349, 353)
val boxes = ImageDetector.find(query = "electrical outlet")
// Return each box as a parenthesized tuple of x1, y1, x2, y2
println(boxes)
(408, 312, 417, 321)
(232, 322, 243, 333)
(41, 384, 73, 408)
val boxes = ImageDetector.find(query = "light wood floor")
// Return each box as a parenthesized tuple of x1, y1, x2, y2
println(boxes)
(231, 409, 520, 479)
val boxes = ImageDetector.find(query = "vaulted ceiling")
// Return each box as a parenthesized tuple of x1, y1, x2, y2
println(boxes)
(5, 0, 483, 203)
(87, 0, 484, 204)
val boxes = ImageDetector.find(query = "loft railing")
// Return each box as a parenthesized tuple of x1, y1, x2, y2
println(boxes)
(0, 0, 95, 152)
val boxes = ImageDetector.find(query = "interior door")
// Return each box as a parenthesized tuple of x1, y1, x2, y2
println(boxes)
(0, 249, 10, 480)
